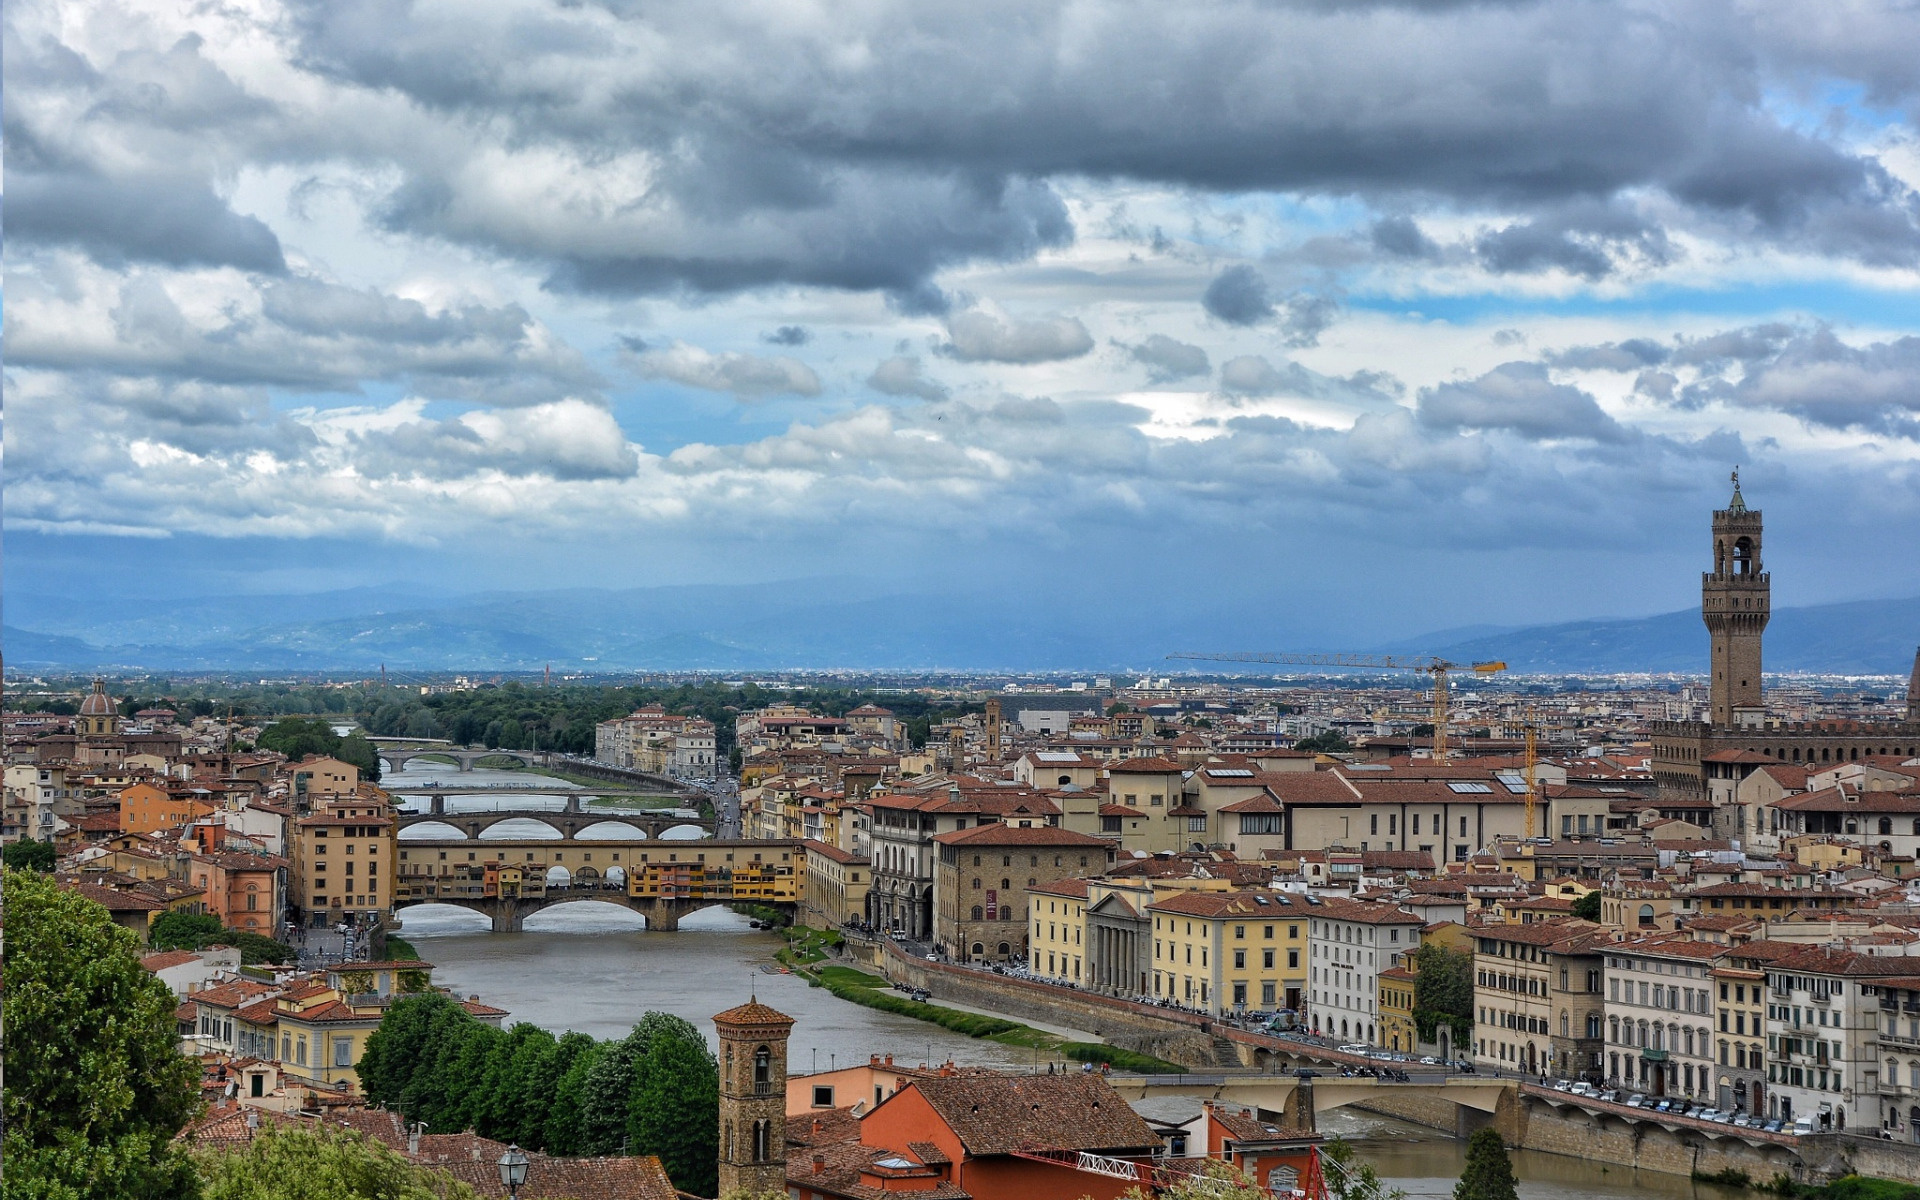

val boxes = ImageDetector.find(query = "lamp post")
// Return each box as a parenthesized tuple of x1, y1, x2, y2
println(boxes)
(497, 1143, 530, 1200)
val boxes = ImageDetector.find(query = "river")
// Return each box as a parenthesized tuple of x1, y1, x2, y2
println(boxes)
(387, 765, 1749, 1200)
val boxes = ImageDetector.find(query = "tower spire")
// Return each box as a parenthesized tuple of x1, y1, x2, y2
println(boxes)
(1727, 466, 1746, 513)
(1907, 645, 1919, 725)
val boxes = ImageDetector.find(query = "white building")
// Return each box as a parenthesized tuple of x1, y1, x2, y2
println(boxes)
(1601, 936, 1722, 1103)
(1762, 946, 1916, 1134)
(1306, 897, 1423, 1045)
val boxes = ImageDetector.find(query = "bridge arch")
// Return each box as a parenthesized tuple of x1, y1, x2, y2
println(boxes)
(478, 818, 566, 840)
(575, 820, 650, 840)
(658, 823, 709, 840)
(398, 821, 470, 840)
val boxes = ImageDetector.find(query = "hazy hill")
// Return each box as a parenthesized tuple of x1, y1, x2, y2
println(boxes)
(4, 586, 1915, 675)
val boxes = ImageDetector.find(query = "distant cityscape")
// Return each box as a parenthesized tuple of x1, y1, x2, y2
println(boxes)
(10, 484, 1920, 1200)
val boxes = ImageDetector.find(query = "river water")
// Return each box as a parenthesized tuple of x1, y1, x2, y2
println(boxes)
(389, 766, 1748, 1200)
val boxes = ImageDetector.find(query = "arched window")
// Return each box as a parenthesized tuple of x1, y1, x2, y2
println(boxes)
(1732, 536, 1754, 576)
(752, 1119, 770, 1163)
(1560, 1011, 1569, 1036)
(971, 942, 984, 958)
(971, 905, 984, 920)
(1638, 904, 1656, 927)
(725, 1121, 734, 1161)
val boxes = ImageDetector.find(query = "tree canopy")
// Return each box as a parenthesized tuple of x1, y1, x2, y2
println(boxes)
(1292, 730, 1353, 754)
(3, 870, 202, 1200)
(149, 910, 294, 966)
(1454, 1128, 1518, 1200)
(195, 1125, 481, 1200)
(1570, 891, 1602, 920)
(3, 838, 57, 872)
(357, 995, 717, 1192)
(1412, 942, 1475, 1045)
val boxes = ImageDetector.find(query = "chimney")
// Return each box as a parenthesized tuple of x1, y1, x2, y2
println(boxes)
(408, 1123, 422, 1156)
(813, 1154, 826, 1175)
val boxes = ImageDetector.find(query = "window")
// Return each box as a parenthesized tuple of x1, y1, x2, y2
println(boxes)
(813, 1085, 835, 1107)
(334, 1038, 353, 1067)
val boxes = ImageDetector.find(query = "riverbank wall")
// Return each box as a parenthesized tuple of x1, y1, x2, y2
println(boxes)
(862, 941, 1227, 1067)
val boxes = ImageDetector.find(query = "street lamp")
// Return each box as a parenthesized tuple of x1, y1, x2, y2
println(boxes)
(497, 1144, 530, 1200)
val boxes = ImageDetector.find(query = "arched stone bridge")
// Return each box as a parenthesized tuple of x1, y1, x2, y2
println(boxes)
(395, 795, 713, 841)
(393, 836, 799, 932)
(374, 743, 548, 773)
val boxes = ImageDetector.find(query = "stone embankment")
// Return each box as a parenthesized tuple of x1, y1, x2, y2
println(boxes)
(848, 936, 1920, 1184)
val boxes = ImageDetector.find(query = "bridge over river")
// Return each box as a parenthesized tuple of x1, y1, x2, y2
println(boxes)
(393, 836, 800, 932)
(394, 792, 713, 841)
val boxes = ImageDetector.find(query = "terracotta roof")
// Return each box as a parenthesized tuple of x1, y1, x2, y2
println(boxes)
(1208, 1104, 1316, 1145)
(1107, 757, 1184, 774)
(905, 1074, 1158, 1157)
(141, 949, 204, 972)
(1773, 787, 1920, 813)
(713, 1000, 797, 1028)
(1306, 897, 1425, 925)
(1030, 878, 1092, 900)
(804, 838, 869, 865)
(932, 824, 1111, 848)
(1148, 889, 1306, 918)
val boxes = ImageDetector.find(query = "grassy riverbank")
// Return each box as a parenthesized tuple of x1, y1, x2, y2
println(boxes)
(795, 962, 1184, 1073)
(1694, 1172, 1920, 1200)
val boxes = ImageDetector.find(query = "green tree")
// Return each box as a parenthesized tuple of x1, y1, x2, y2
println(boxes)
(1293, 730, 1353, 754)
(255, 716, 343, 761)
(338, 733, 382, 782)
(1323, 1137, 1406, 1200)
(1453, 1128, 1518, 1200)
(544, 1036, 605, 1155)
(3, 870, 202, 1200)
(629, 1015, 719, 1195)
(150, 910, 228, 950)
(3, 838, 57, 872)
(1412, 941, 1474, 1044)
(1570, 891, 1602, 921)
(148, 910, 292, 965)
(195, 1124, 481, 1200)
(481, 1024, 559, 1147)
(580, 1024, 650, 1155)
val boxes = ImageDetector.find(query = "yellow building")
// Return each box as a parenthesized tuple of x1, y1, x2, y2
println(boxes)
(292, 793, 396, 925)
(1379, 964, 1419, 1052)
(801, 839, 869, 929)
(1149, 889, 1310, 1015)
(1029, 878, 1090, 984)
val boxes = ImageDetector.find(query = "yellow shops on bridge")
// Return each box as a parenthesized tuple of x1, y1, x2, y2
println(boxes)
(393, 839, 802, 908)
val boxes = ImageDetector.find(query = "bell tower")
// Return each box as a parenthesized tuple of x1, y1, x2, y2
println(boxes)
(1702, 470, 1769, 727)
(713, 998, 794, 1198)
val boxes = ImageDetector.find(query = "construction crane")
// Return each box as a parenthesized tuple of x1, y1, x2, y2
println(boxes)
(1519, 707, 1540, 840)
(1166, 651, 1507, 759)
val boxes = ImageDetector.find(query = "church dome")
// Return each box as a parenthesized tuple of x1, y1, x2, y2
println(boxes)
(79, 678, 117, 718)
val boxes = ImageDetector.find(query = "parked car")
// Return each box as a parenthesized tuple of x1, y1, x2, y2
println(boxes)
(1792, 1117, 1815, 1136)
(1695, 1108, 1719, 1122)
(1626, 1094, 1647, 1108)
(1711, 1111, 1733, 1124)
(1419, 1056, 1439, 1065)
(1553, 1081, 1573, 1092)
(1597, 1089, 1618, 1103)
(1762, 1118, 1784, 1133)
(1732, 1115, 1754, 1128)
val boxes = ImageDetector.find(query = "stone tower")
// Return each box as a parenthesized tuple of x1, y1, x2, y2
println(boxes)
(985, 698, 1003, 762)
(1702, 471, 1769, 727)
(1907, 647, 1919, 724)
(713, 999, 794, 1198)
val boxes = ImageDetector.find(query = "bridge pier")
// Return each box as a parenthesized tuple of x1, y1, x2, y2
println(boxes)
(492, 907, 526, 933)
(431, 794, 446, 816)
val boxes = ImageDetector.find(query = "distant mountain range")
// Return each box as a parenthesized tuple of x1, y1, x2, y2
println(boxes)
(3, 585, 1916, 676)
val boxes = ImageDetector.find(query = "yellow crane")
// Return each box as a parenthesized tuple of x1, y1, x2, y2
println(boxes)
(1166, 651, 1508, 758)
(1519, 707, 1541, 840)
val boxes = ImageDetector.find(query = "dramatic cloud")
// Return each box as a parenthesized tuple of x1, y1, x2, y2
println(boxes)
(1126, 335, 1211, 382)
(1418, 363, 1630, 443)
(9, 0, 1920, 633)
(943, 309, 1094, 364)
(628, 341, 822, 399)
(867, 355, 950, 401)
(1202, 266, 1274, 327)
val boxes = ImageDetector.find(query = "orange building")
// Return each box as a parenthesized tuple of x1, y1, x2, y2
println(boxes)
(190, 851, 289, 938)
(119, 781, 218, 835)
(825, 1074, 1163, 1200)
(1174, 1102, 1324, 1197)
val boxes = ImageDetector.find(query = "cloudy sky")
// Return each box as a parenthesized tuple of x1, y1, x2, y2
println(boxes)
(9, 0, 1920, 644)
